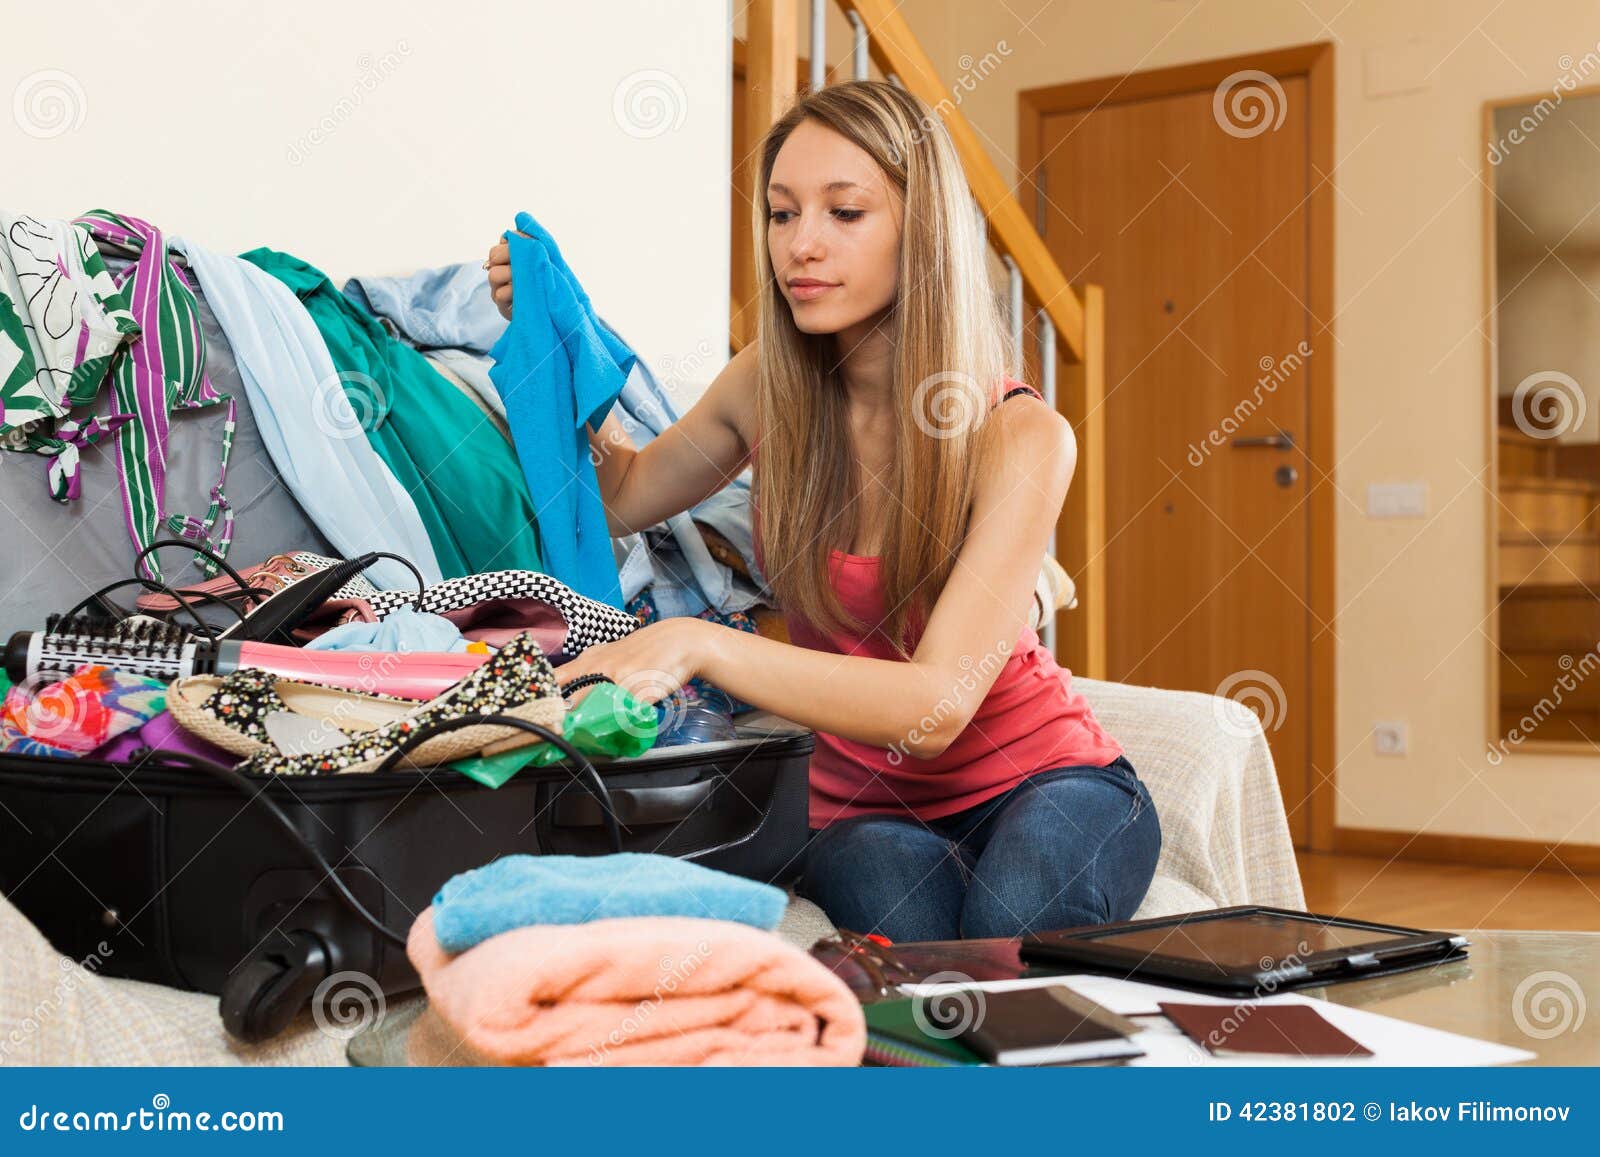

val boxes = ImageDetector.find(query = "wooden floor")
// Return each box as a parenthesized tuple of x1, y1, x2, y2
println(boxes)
(1297, 851, 1600, 932)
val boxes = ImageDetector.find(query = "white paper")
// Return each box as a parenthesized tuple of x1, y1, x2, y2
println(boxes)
(898, 974, 1536, 1067)
(264, 711, 350, 756)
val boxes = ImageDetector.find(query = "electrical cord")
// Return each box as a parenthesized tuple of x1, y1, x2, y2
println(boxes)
(59, 576, 249, 640)
(128, 717, 623, 948)
(133, 538, 262, 608)
(359, 551, 426, 610)
(73, 544, 428, 643)
(67, 543, 613, 949)
(129, 749, 410, 946)
(62, 538, 277, 640)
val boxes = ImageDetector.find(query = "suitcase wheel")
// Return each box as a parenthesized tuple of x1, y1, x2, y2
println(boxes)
(220, 931, 332, 1043)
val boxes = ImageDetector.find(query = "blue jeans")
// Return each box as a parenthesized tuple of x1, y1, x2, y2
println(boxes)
(796, 756, 1161, 941)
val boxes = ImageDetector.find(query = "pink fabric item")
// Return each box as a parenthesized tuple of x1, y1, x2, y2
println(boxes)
(440, 598, 569, 651)
(406, 908, 865, 1067)
(752, 377, 1125, 828)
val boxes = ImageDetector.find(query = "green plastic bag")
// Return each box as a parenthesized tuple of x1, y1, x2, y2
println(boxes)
(448, 683, 658, 789)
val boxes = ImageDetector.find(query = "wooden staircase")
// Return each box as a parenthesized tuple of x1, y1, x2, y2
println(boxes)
(1496, 425, 1600, 739)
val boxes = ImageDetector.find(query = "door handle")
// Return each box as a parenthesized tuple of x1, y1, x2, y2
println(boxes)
(1229, 428, 1295, 450)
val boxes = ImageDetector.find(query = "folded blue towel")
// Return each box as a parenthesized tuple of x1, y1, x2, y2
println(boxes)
(430, 852, 788, 953)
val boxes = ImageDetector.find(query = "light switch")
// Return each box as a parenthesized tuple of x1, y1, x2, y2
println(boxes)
(1367, 482, 1428, 518)
(1364, 40, 1436, 99)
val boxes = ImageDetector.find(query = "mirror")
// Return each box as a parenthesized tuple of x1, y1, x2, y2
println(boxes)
(1488, 89, 1600, 752)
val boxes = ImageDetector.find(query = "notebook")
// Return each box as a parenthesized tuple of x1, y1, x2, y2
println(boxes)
(934, 985, 1144, 1066)
(861, 999, 984, 1067)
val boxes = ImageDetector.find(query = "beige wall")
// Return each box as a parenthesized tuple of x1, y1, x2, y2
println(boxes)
(871, 0, 1600, 844)
(6, 0, 731, 387)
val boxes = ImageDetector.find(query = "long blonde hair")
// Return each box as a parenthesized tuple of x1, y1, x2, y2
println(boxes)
(753, 80, 1016, 657)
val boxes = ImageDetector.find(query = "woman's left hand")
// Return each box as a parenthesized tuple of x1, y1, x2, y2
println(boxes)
(550, 617, 720, 706)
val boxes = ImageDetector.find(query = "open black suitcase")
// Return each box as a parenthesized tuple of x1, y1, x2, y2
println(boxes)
(0, 718, 813, 1041)
(0, 230, 814, 1043)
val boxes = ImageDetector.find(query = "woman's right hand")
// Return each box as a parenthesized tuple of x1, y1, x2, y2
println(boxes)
(485, 237, 513, 320)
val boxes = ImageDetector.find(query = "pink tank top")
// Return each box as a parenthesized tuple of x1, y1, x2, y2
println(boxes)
(751, 378, 1125, 828)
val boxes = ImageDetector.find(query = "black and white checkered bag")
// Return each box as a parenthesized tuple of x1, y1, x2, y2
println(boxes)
(364, 570, 638, 655)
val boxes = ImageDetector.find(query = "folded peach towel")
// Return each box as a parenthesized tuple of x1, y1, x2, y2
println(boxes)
(406, 908, 865, 1066)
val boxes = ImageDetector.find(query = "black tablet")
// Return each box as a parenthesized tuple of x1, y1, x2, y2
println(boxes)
(1019, 906, 1469, 994)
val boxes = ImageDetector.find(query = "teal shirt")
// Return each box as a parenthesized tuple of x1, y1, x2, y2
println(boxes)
(242, 248, 542, 577)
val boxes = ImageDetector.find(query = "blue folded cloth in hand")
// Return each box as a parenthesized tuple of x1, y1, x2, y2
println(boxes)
(430, 852, 788, 953)
(488, 210, 635, 608)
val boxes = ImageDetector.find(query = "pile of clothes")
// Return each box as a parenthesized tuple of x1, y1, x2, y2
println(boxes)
(0, 547, 722, 777)
(404, 853, 865, 1066)
(0, 207, 787, 682)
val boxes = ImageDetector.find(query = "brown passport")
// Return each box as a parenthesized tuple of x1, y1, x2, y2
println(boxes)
(1159, 1002, 1374, 1058)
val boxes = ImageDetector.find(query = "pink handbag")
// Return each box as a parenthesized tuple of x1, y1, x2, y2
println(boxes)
(133, 552, 381, 616)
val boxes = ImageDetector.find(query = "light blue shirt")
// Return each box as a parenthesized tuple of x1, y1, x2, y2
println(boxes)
(174, 238, 443, 589)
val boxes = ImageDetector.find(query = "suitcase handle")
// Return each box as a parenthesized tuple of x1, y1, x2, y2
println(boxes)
(367, 711, 623, 853)
(553, 779, 715, 828)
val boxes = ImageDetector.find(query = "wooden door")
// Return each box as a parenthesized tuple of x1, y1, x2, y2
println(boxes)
(1037, 79, 1314, 843)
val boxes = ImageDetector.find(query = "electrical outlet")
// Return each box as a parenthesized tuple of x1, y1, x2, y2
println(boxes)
(1373, 722, 1408, 757)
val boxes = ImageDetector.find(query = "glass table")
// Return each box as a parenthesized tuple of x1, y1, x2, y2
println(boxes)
(347, 929, 1599, 1066)
(1306, 929, 1597, 1066)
